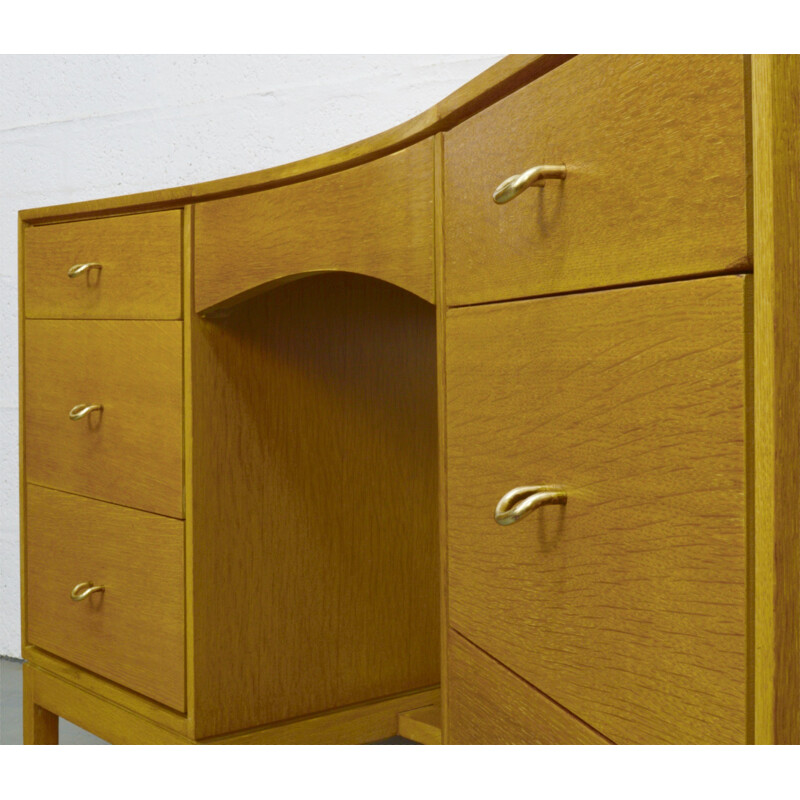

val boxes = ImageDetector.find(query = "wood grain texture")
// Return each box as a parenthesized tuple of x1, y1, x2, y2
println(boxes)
(190, 272, 439, 738)
(19, 56, 572, 225)
(752, 54, 800, 745)
(18, 215, 28, 652)
(434, 132, 451, 743)
(448, 630, 610, 744)
(182, 205, 197, 735)
(205, 688, 439, 745)
(24, 319, 184, 518)
(24, 211, 182, 319)
(444, 54, 749, 306)
(25, 485, 185, 711)
(27, 663, 190, 745)
(446, 277, 749, 744)
(194, 140, 434, 313)
(23, 664, 59, 744)
(24, 663, 436, 745)
(19, 53, 788, 748)
(23, 645, 190, 735)
(397, 703, 442, 744)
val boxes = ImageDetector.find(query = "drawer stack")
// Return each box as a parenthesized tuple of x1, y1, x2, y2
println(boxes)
(21, 211, 186, 712)
(443, 55, 750, 744)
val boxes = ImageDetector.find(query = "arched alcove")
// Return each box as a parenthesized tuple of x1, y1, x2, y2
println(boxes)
(189, 271, 439, 736)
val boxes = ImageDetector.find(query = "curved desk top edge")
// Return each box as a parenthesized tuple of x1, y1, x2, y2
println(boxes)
(20, 54, 574, 225)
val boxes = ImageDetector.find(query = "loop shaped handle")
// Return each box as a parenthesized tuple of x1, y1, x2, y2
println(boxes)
(69, 403, 103, 421)
(70, 581, 105, 601)
(493, 164, 567, 204)
(68, 262, 103, 278)
(494, 485, 567, 526)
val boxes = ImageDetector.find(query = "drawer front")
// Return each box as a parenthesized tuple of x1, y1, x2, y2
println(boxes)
(194, 140, 434, 313)
(24, 211, 182, 319)
(448, 630, 608, 744)
(444, 55, 748, 306)
(26, 485, 185, 711)
(25, 320, 183, 518)
(446, 277, 748, 744)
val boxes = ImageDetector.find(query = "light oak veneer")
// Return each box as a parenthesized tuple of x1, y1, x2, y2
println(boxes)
(24, 662, 439, 745)
(445, 54, 749, 306)
(26, 485, 185, 712)
(189, 273, 439, 738)
(17, 54, 800, 746)
(448, 631, 610, 745)
(446, 276, 749, 744)
(24, 211, 182, 319)
(194, 141, 434, 313)
(752, 54, 800, 745)
(24, 319, 184, 518)
(397, 703, 442, 745)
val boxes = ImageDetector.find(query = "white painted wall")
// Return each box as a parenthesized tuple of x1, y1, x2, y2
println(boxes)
(0, 55, 502, 659)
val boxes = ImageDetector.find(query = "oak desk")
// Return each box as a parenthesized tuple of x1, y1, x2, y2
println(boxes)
(18, 55, 800, 744)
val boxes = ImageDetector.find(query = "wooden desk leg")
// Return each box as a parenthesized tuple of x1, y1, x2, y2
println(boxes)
(23, 664, 58, 745)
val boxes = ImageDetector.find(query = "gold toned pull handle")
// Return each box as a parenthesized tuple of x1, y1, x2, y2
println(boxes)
(67, 262, 102, 278)
(70, 581, 105, 601)
(494, 485, 567, 526)
(493, 164, 566, 204)
(69, 403, 103, 421)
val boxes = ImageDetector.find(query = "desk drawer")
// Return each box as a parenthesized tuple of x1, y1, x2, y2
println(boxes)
(24, 211, 182, 319)
(448, 630, 608, 744)
(194, 140, 434, 313)
(24, 319, 183, 518)
(446, 276, 748, 743)
(444, 55, 748, 305)
(26, 485, 185, 711)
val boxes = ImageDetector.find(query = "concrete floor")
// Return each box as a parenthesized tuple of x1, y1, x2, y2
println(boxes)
(0, 657, 412, 745)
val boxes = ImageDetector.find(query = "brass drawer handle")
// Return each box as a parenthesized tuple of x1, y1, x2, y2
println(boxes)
(493, 164, 567, 204)
(67, 262, 102, 278)
(70, 581, 105, 601)
(69, 403, 103, 420)
(494, 485, 567, 526)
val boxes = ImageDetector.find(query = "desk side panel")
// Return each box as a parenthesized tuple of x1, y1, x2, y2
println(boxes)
(189, 273, 439, 738)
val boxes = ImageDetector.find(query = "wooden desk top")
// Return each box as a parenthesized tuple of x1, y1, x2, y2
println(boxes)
(19, 55, 573, 225)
